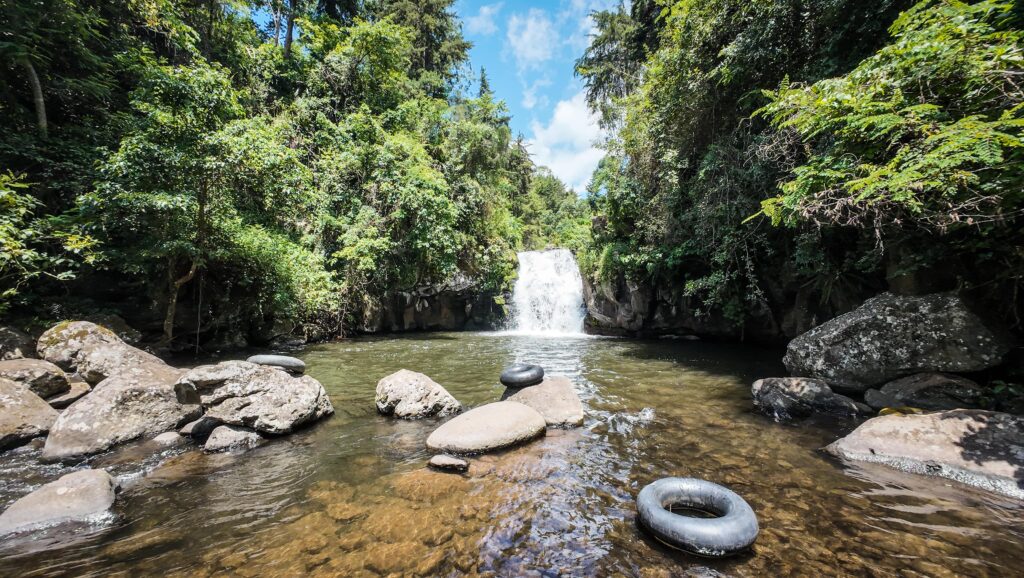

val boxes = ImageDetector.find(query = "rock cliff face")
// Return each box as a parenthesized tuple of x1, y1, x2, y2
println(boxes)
(361, 283, 508, 333)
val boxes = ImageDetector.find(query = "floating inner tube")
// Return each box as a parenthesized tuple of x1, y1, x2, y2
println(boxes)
(500, 363, 544, 387)
(636, 477, 759, 557)
(246, 354, 306, 375)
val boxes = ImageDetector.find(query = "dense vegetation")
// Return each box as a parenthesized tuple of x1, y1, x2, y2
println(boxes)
(1, 0, 588, 346)
(578, 0, 1023, 337)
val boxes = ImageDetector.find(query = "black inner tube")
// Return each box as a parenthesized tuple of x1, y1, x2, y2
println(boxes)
(500, 363, 544, 387)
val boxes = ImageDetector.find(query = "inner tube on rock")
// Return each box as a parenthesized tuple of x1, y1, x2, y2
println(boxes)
(500, 363, 544, 387)
(636, 477, 758, 557)
(246, 354, 305, 375)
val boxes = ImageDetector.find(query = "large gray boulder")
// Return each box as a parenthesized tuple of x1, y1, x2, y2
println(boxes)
(0, 469, 118, 535)
(426, 401, 546, 454)
(204, 425, 265, 452)
(752, 377, 872, 422)
(863, 373, 987, 411)
(0, 358, 70, 398)
(0, 326, 35, 360)
(36, 321, 122, 371)
(501, 376, 584, 427)
(826, 410, 1024, 500)
(0, 378, 59, 452)
(784, 293, 1009, 391)
(375, 369, 462, 419)
(175, 361, 333, 435)
(42, 365, 201, 462)
(74, 341, 168, 385)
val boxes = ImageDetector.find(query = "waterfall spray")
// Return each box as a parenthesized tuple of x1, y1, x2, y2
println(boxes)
(510, 249, 586, 335)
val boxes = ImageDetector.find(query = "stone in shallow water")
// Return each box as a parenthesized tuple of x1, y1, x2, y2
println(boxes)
(204, 425, 265, 452)
(0, 469, 118, 535)
(0, 377, 59, 451)
(863, 373, 986, 411)
(152, 431, 186, 446)
(826, 409, 1024, 499)
(501, 376, 584, 427)
(376, 369, 462, 418)
(429, 454, 469, 472)
(752, 377, 871, 422)
(426, 401, 546, 454)
(783, 292, 1010, 391)
(179, 415, 222, 439)
(0, 359, 70, 398)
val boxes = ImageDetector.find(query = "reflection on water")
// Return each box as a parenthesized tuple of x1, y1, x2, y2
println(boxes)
(1, 333, 1022, 577)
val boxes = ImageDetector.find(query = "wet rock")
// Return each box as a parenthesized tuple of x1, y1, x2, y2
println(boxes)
(152, 432, 187, 446)
(175, 361, 333, 434)
(426, 401, 546, 454)
(47, 378, 92, 409)
(752, 377, 872, 422)
(36, 321, 122, 371)
(204, 425, 265, 452)
(0, 326, 35, 360)
(42, 364, 200, 462)
(864, 373, 987, 411)
(246, 354, 305, 375)
(826, 409, 1024, 499)
(501, 376, 584, 427)
(179, 415, 223, 439)
(0, 378, 59, 452)
(75, 341, 168, 385)
(0, 469, 118, 535)
(375, 369, 462, 419)
(0, 358, 70, 398)
(429, 454, 469, 472)
(784, 293, 1010, 391)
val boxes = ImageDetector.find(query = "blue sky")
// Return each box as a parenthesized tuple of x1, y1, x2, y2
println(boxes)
(455, 1, 615, 192)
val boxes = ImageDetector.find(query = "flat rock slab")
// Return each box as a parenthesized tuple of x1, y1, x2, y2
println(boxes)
(0, 378, 59, 452)
(863, 373, 986, 411)
(47, 379, 92, 409)
(826, 409, 1024, 500)
(0, 469, 118, 535)
(204, 425, 265, 452)
(426, 401, 546, 455)
(246, 354, 305, 375)
(502, 376, 584, 427)
(428, 454, 469, 472)
(376, 369, 462, 419)
(0, 359, 70, 398)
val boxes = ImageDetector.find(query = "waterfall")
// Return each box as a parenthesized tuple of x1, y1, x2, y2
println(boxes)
(510, 249, 586, 335)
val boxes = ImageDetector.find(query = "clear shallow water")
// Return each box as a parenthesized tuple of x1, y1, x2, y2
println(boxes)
(1, 332, 1022, 577)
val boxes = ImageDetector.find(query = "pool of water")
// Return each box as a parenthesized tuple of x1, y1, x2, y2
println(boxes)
(1, 332, 1022, 577)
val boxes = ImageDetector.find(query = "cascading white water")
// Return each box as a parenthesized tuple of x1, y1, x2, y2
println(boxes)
(510, 249, 586, 335)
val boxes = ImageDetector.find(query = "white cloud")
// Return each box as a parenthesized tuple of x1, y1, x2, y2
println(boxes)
(522, 77, 552, 109)
(527, 91, 605, 193)
(560, 0, 618, 51)
(506, 9, 559, 71)
(465, 3, 503, 36)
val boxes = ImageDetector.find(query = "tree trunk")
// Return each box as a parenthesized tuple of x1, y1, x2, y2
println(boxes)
(272, 3, 281, 47)
(19, 56, 46, 138)
(284, 0, 295, 58)
(163, 260, 198, 344)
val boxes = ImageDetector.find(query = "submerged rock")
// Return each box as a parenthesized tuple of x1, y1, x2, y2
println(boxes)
(0, 326, 35, 360)
(47, 378, 92, 409)
(784, 293, 1009, 391)
(501, 376, 584, 427)
(36, 321, 122, 371)
(428, 454, 469, 472)
(426, 401, 546, 454)
(42, 365, 200, 462)
(752, 377, 871, 422)
(0, 469, 118, 535)
(0, 358, 70, 398)
(0, 378, 59, 452)
(863, 373, 986, 411)
(375, 369, 462, 419)
(204, 425, 265, 452)
(175, 361, 333, 434)
(246, 354, 305, 375)
(826, 409, 1024, 500)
